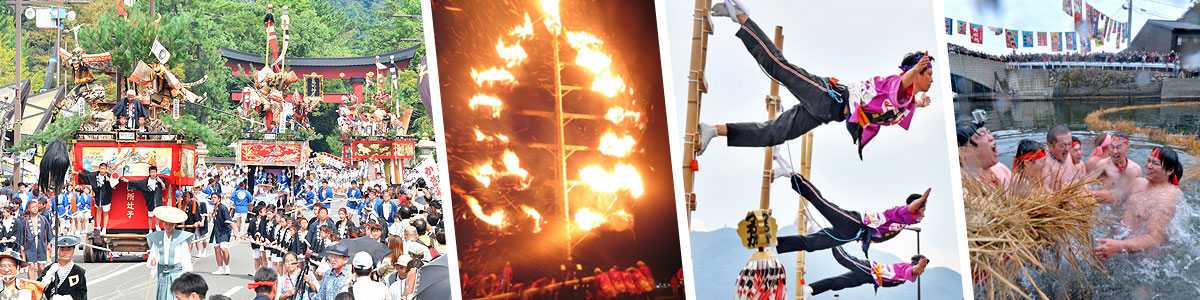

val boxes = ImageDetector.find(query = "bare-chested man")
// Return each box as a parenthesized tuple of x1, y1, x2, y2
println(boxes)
(1092, 134, 1143, 203)
(1042, 125, 1078, 188)
(1085, 132, 1111, 173)
(1093, 146, 1183, 260)
(1070, 136, 1086, 172)
(957, 120, 1010, 185)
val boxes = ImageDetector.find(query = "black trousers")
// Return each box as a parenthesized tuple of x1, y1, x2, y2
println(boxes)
(776, 174, 864, 254)
(726, 18, 849, 148)
(811, 246, 877, 295)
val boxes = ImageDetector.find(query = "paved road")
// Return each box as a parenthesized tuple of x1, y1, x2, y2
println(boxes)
(43, 197, 356, 300)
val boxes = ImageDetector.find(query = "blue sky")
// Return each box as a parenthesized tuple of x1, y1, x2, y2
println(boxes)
(944, 0, 1194, 54)
(664, 0, 967, 277)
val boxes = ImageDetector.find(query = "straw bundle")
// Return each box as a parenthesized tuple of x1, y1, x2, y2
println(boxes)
(965, 173, 1110, 300)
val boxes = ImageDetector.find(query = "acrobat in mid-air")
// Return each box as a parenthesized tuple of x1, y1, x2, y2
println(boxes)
(696, 0, 935, 159)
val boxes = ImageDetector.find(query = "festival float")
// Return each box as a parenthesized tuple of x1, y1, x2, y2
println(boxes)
(58, 33, 206, 263)
(218, 4, 424, 190)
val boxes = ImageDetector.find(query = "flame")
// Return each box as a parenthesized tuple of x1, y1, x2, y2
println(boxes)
(598, 132, 636, 157)
(512, 14, 534, 38)
(578, 164, 644, 198)
(591, 72, 625, 97)
(502, 150, 530, 178)
(566, 32, 602, 48)
(474, 128, 509, 143)
(540, 0, 561, 32)
(470, 150, 529, 188)
(496, 40, 527, 67)
(472, 68, 516, 86)
(469, 94, 504, 117)
(574, 208, 606, 231)
(521, 205, 543, 233)
(465, 195, 505, 228)
(604, 107, 641, 124)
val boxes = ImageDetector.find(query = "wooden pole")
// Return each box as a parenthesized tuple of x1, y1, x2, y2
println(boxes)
(759, 27, 782, 210)
(682, 0, 712, 226)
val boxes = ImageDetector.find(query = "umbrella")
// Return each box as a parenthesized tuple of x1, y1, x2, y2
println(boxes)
(413, 255, 450, 300)
(320, 237, 389, 264)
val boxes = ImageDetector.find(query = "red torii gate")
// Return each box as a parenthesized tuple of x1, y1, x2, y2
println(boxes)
(218, 44, 422, 103)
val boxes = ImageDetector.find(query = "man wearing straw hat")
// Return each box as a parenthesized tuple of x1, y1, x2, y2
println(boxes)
(38, 236, 86, 300)
(146, 206, 194, 300)
(0, 248, 45, 300)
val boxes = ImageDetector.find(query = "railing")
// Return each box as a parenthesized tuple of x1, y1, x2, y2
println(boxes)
(1007, 61, 1177, 71)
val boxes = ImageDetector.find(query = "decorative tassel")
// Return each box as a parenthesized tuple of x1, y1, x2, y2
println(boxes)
(735, 251, 787, 300)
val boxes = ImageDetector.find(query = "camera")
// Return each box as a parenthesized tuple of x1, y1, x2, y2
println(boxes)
(971, 109, 987, 124)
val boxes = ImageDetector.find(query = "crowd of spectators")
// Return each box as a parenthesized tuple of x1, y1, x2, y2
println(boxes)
(948, 43, 1177, 64)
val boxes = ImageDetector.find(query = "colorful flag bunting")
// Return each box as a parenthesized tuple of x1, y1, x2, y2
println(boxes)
(945, 17, 953, 35)
(1066, 32, 1077, 51)
(957, 20, 967, 35)
(1038, 32, 1048, 46)
(1051, 32, 1062, 52)
(1005, 29, 1018, 49)
(970, 23, 983, 44)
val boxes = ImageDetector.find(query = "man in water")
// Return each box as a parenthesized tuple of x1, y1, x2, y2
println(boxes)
(1094, 146, 1183, 261)
(1071, 136, 1086, 173)
(957, 120, 1009, 185)
(1086, 132, 1111, 173)
(1042, 125, 1078, 189)
(1091, 134, 1143, 203)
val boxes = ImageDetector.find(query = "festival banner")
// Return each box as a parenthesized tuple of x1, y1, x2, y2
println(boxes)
(1080, 37, 1091, 52)
(945, 17, 953, 35)
(237, 141, 306, 166)
(989, 26, 1003, 35)
(1066, 32, 1077, 51)
(957, 20, 967, 35)
(1051, 32, 1062, 52)
(351, 140, 417, 159)
(1063, 0, 1071, 15)
(1005, 29, 1017, 49)
(970, 23, 983, 44)
(342, 145, 354, 161)
(1022, 31, 1034, 48)
(1038, 32, 1048, 46)
(416, 157, 442, 199)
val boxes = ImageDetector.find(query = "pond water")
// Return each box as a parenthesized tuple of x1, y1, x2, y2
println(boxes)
(955, 99, 1200, 299)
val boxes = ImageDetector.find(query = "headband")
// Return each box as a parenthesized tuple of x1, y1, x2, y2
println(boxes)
(911, 258, 922, 265)
(1150, 148, 1181, 186)
(246, 281, 276, 289)
(899, 54, 933, 73)
(1072, 140, 1081, 148)
(1013, 147, 1047, 166)
(1092, 134, 1113, 158)
(1111, 135, 1129, 145)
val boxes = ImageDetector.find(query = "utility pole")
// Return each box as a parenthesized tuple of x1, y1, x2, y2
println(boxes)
(5, 0, 88, 188)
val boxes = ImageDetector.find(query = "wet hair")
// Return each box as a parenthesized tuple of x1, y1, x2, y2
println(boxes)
(900, 52, 935, 71)
(1152, 147, 1184, 185)
(1013, 139, 1045, 172)
(1047, 125, 1070, 145)
(170, 272, 209, 298)
(1071, 136, 1081, 147)
(956, 119, 984, 147)
(251, 267, 278, 294)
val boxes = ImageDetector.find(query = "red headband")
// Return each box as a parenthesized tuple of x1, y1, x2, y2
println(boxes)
(1014, 147, 1047, 166)
(1072, 140, 1081, 148)
(1112, 135, 1129, 145)
(246, 281, 276, 289)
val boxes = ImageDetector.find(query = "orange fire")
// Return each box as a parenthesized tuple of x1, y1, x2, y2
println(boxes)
(598, 132, 636, 157)
(474, 128, 510, 143)
(465, 195, 505, 228)
(578, 164, 644, 198)
(472, 68, 516, 86)
(574, 207, 606, 231)
(470, 150, 530, 188)
(604, 107, 641, 125)
(540, 0, 561, 32)
(512, 14, 534, 38)
(521, 205, 543, 233)
(468, 94, 504, 118)
(496, 40, 527, 67)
